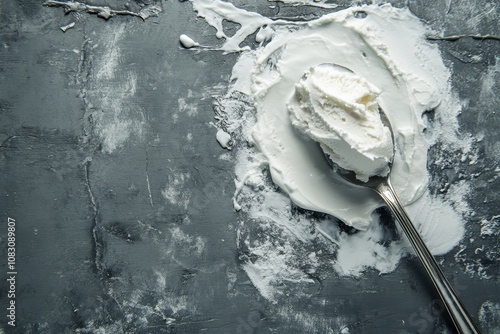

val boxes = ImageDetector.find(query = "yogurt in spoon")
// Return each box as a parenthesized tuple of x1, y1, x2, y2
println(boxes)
(288, 64, 393, 182)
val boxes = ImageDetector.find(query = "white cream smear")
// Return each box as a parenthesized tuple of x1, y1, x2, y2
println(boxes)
(288, 64, 393, 182)
(189, 0, 470, 300)
(250, 7, 438, 230)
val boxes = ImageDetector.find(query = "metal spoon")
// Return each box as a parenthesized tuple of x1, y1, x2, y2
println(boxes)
(320, 64, 481, 334)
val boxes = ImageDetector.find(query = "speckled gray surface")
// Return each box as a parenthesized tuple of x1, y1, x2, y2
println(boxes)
(1, 1, 499, 333)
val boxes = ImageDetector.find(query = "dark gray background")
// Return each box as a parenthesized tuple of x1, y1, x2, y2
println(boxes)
(1, 0, 499, 333)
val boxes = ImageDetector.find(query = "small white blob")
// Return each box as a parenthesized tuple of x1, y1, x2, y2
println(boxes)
(255, 26, 273, 43)
(179, 34, 199, 49)
(216, 129, 232, 149)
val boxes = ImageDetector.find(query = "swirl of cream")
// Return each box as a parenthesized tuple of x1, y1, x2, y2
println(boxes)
(251, 6, 438, 229)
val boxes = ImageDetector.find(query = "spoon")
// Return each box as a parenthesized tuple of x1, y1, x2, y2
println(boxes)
(320, 64, 481, 334)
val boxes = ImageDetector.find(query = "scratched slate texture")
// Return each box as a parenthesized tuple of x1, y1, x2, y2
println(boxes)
(0, 0, 499, 333)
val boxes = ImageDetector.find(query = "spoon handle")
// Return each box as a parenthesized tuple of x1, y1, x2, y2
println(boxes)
(374, 179, 481, 334)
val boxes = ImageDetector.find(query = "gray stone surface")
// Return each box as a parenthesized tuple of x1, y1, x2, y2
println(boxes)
(1, 0, 499, 333)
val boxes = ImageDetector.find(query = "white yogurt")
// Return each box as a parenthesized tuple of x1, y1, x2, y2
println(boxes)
(179, 34, 199, 49)
(248, 5, 448, 229)
(216, 129, 231, 149)
(187, 0, 467, 289)
(288, 64, 393, 182)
